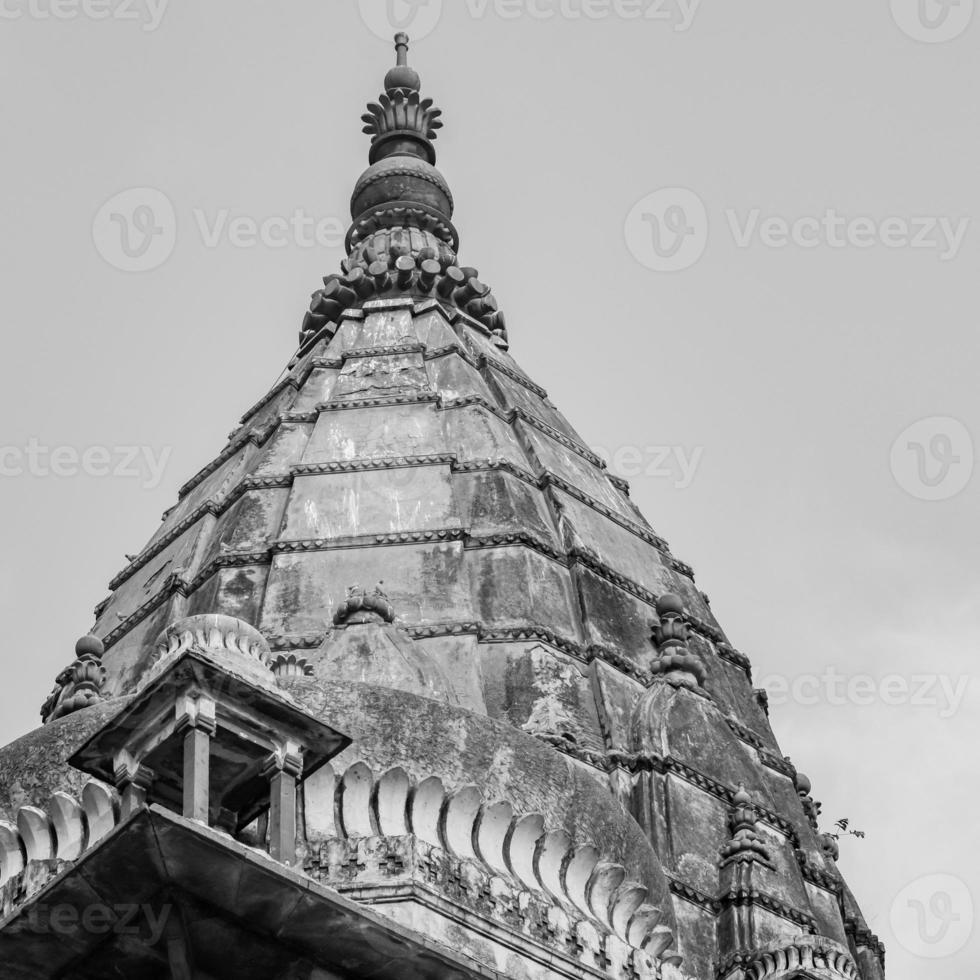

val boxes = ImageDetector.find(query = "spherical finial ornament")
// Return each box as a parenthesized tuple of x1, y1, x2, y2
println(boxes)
(733, 785, 752, 808)
(656, 593, 685, 618)
(820, 833, 840, 862)
(794, 772, 812, 796)
(75, 634, 104, 659)
(385, 32, 421, 93)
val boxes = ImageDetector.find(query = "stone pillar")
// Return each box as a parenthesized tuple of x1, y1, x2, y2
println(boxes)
(176, 694, 217, 824)
(113, 753, 155, 820)
(262, 745, 303, 866)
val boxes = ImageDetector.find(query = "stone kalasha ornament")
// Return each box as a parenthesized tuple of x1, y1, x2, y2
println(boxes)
(649, 593, 707, 688)
(794, 771, 823, 831)
(720, 787, 775, 869)
(820, 833, 841, 863)
(298, 34, 506, 349)
(333, 583, 396, 627)
(40, 635, 108, 724)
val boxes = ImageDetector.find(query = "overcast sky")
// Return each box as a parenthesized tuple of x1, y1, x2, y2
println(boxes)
(0, 2, 977, 976)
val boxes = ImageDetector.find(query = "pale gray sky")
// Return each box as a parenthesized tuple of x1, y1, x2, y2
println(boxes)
(0, 2, 977, 976)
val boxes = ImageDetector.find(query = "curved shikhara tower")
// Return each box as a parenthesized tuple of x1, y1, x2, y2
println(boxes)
(0, 37, 884, 980)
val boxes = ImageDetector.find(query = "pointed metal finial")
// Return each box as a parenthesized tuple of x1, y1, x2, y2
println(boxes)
(385, 32, 421, 94)
(394, 32, 410, 66)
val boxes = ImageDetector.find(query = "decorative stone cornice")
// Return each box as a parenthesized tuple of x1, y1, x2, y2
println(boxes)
(177, 421, 278, 501)
(667, 876, 722, 913)
(479, 356, 548, 399)
(544, 474, 671, 552)
(725, 718, 766, 750)
(108, 473, 294, 591)
(313, 342, 425, 368)
(291, 453, 455, 476)
(185, 550, 272, 594)
(513, 410, 608, 469)
(373, 528, 467, 546)
(844, 916, 886, 965)
(465, 531, 567, 565)
(795, 850, 843, 894)
(607, 754, 800, 844)
(478, 625, 582, 659)
(716, 643, 753, 678)
(234, 372, 305, 431)
(102, 577, 186, 648)
(607, 473, 631, 495)
(315, 390, 440, 413)
(272, 528, 466, 556)
(758, 752, 795, 779)
(310, 836, 664, 980)
(717, 936, 859, 980)
(406, 621, 481, 641)
(303, 257, 506, 348)
(305, 761, 680, 970)
(719, 889, 815, 931)
(451, 456, 539, 487)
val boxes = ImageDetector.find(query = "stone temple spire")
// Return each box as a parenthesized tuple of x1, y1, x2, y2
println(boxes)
(0, 36, 886, 980)
(298, 35, 506, 352)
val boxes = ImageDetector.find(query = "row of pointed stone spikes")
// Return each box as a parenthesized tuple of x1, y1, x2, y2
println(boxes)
(301, 256, 506, 343)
